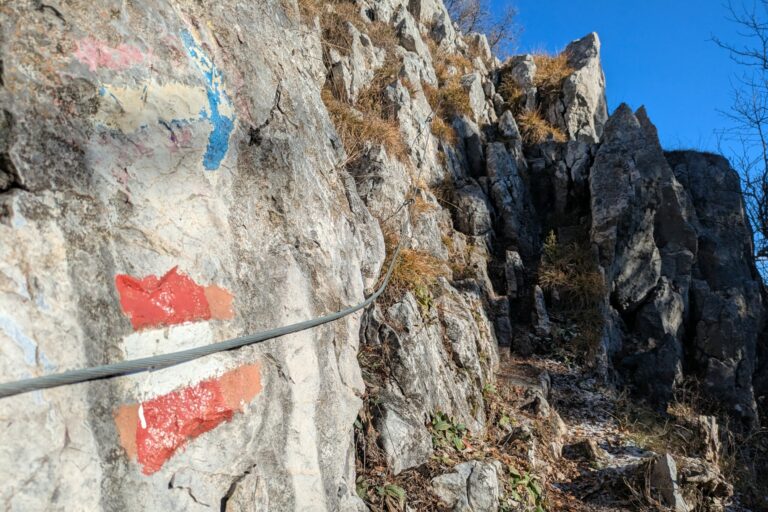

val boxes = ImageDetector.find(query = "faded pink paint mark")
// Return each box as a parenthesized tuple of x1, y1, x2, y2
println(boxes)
(166, 124, 194, 152)
(74, 37, 150, 72)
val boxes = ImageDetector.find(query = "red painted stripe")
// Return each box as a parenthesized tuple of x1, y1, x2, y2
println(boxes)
(115, 267, 233, 330)
(115, 364, 262, 475)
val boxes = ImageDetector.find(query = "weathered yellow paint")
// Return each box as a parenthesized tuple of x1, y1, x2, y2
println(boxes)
(93, 81, 209, 132)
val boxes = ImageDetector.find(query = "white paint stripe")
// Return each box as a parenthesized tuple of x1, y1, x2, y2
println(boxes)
(121, 322, 215, 359)
(120, 322, 229, 399)
(138, 404, 147, 429)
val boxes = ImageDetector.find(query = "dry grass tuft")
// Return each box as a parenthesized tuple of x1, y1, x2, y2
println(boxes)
(390, 247, 447, 295)
(497, 72, 524, 106)
(424, 79, 470, 123)
(319, 1, 364, 54)
(429, 115, 458, 144)
(296, 0, 321, 24)
(378, 231, 448, 304)
(434, 53, 473, 82)
(532, 52, 574, 98)
(420, 41, 475, 145)
(299, 0, 397, 56)
(517, 110, 567, 144)
(322, 89, 407, 164)
(323, 54, 410, 163)
(495, 50, 574, 145)
(428, 40, 473, 81)
(538, 231, 603, 308)
(355, 56, 402, 118)
(366, 20, 399, 51)
(538, 231, 604, 358)
(423, 81, 470, 143)
(533, 52, 574, 90)
(410, 194, 438, 218)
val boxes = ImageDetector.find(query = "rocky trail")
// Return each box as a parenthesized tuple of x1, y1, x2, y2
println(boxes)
(497, 349, 750, 512)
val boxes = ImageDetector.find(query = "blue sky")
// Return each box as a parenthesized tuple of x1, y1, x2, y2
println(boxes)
(491, 0, 746, 152)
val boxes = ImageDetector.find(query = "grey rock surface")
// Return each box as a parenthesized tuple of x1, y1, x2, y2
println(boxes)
(431, 460, 502, 512)
(453, 181, 493, 236)
(651, 453, 689, 512)
(589, 104, 765, 423)
(668, 150, 764, 425)
(532, 285, 552, 337)
(498, 110, 521, 141)
(561, 32, 608, 143)
(376, 390, 434, 474)
(486, 142, 540, 262)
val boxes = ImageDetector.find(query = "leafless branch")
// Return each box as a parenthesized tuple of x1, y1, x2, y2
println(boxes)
(715, 0, 768, 273)
(445, 0, 520, 56)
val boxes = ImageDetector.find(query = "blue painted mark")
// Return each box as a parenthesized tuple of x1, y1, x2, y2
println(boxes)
(180, 30, 236, 171)
(0, 315, 37, 366)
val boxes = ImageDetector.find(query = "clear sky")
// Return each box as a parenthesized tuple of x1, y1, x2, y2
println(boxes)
(491, 0, 746, 153)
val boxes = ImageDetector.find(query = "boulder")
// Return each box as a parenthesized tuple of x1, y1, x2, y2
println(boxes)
(395, 7, 431, 61)
(461, 72, 489, 124)
(431, 460, 503, 512)
(376, 391, 434, 474)
(564, 438, 609, 462)
(650, 454, 689, 512)
(497, 110, 521, 141)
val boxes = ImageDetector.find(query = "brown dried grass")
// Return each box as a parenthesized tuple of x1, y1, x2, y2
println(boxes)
(377, 231, 448, 304)
(532, 52, 574, 95)
(322, 89, 407, 163)
(299, 0, 397, 56)
(423, 81, 470, 144)
(517, 110, 567, 144)
(497, 72, 524, 106)
(538, 231, 604, 357)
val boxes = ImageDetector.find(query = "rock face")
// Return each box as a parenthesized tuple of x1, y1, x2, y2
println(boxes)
(589, 104, 764, 425)
(0, 1, 380, 510)
(650, 453, 689, 512)
(0, 0, 766, 509)
(667, 150, 764, 423)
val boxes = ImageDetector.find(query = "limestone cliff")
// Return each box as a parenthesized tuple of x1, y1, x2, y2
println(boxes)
(0, 0, 765, 511)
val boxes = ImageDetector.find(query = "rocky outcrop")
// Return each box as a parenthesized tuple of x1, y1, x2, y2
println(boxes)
(558, 33, 609, 144)
(500, 33, 608, 144)
(667, 150, 764, 424)
(585, 104, 765, 425)
(583, 104, 766, 426)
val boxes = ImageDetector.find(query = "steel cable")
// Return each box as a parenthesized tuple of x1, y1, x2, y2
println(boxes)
(0, 205, 410, 399)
